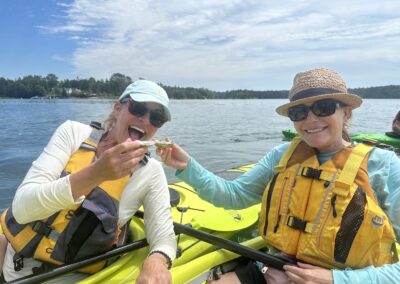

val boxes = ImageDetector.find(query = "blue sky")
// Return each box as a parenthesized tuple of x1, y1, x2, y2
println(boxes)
(1, 0, 400, 91)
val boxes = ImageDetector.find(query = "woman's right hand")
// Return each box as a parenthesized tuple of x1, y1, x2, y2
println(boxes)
(93, 140, 148, 180)
(156, 143, 190, 170)
(70, 140, 147, 199)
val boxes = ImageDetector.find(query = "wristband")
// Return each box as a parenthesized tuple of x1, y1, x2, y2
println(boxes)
(149, 250, 172, 270)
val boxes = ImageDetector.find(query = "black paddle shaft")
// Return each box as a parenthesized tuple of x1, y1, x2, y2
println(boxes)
(6, 238, 148, 284)
(135, 211, 295, 270)
(173, 221, 295, 270)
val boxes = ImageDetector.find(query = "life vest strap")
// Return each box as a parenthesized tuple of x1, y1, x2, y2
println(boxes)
(335, 144, 373, 190)
(275, 138, 302, 172)
(31, 221, 60, 241)
(81, 125, 104, 149)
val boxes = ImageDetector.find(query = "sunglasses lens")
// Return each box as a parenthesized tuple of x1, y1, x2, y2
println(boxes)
(288, 105, 309, 121)
(129, 100, 148, 117)
(311, 100, 337, 117)
(149, 110, 167, 128)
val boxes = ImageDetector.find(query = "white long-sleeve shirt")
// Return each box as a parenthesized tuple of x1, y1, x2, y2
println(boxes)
(3, 120, 176, 281)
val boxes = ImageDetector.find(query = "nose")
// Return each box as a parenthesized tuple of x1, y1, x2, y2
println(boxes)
(305, 110, 319, 121)
(138, 112, 151, 125)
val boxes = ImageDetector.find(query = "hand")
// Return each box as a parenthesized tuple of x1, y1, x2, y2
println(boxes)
(93, 139, 148, 180)
(70, 140, 148, 199)
(283, 262, 333, 284)
(136, 253, 172, 284)
(156, 143, 190, 170)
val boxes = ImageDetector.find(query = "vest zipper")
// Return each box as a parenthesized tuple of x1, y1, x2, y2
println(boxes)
(317, 203, 332, 247)
(315, 173, 338, 247)
(263, 174, 278, 235)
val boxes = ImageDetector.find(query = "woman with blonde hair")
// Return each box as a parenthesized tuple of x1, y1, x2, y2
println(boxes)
(0, 79, 176, 283)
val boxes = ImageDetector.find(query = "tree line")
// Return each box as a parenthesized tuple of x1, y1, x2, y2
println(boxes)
(0, 73, 399, 99)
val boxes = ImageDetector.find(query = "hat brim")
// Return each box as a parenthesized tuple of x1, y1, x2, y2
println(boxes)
(275, 93, 362, 116)
(126, 93, 171, 121)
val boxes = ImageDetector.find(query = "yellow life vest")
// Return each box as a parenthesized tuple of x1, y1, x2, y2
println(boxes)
(258, 138, 397, 269)
(0, 124, 130, 274)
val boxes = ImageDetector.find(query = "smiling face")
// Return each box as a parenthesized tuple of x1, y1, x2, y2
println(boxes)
(293, 102, 352, 153)
(112, 100, 163, 144)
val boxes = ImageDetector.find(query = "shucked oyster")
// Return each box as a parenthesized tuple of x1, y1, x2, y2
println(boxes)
(139, 139, 174, 149)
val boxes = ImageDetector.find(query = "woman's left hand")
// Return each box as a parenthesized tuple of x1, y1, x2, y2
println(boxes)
(136, 253, 172, 284)
(283, 262, 333, 284)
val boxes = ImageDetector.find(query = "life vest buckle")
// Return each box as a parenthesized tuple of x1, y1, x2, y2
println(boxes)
(31, 221, 53, 238)
(13, 254, 24, 271)
(287, 215, 308, 232)
(301, 167, 322, 180)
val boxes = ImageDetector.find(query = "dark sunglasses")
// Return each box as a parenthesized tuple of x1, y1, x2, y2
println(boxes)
(288, 99, 343, 122)
(124, 99, 167, 128)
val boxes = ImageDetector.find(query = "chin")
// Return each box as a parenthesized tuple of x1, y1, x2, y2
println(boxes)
(303, 137, 329, 150)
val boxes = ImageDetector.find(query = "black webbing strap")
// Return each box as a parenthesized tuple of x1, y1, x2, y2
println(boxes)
(300, 167, 322, 179)
(286, 216, 308, 232)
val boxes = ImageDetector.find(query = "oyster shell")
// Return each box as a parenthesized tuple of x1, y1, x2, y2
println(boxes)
(139, 139, 174, 149)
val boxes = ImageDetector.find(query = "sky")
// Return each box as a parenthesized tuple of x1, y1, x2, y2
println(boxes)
(1, 0, 400, 91)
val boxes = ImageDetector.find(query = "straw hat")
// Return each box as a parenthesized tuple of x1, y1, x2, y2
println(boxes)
(276, 68, 362, 116)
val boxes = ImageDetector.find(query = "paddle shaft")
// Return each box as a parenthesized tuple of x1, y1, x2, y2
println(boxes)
(7, 238, 148, 284)
(173, 221, 295, 270)
(8, 210, 293, 283)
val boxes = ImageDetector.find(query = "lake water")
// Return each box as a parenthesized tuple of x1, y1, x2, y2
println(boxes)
(0, 98, 398, 210)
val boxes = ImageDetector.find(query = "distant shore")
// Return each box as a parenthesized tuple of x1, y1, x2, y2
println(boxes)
(1, 73, 399, 99)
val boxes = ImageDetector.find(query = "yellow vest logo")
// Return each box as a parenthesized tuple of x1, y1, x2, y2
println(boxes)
(371, 215, 384, 227)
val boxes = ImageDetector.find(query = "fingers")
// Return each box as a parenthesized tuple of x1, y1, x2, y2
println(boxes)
(296, 262, 317, 269)
(285, 270, 304, 284)
(283, 263, 333, 284)
(112, 140, 142, 154)
(95, 141, 148, 180)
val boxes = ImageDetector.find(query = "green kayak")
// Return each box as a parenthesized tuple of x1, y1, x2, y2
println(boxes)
(282, 129, 400, 149)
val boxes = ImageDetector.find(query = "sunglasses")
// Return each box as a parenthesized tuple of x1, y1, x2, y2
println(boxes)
(288, 99, 343, 122)
(124, 99, 167, 128)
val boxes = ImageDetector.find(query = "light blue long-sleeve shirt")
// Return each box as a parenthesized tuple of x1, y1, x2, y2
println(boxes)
(176, 142, 400, 283)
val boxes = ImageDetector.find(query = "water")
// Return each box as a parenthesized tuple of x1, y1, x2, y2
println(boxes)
(0, 98, 398, 210)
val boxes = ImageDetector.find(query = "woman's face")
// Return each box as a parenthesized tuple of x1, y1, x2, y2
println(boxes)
(292, 101, 352, 153)
(112, 100, 164, 144)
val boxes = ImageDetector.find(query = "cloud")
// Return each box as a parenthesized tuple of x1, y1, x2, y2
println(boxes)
(45, 0, 400, 90)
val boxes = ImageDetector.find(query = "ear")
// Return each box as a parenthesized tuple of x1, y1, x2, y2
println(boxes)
(113, 101, 122, 113)
(342, 106, 352, 121)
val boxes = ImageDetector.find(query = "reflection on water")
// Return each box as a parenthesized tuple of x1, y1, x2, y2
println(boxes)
(0, 98, 398, 209)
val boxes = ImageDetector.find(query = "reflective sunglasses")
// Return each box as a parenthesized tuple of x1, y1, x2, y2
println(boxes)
(288, 99, 343, 122)
(124, 99, 167, 128)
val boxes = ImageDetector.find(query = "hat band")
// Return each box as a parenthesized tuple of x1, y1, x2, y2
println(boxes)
(290, 87, 343, 102)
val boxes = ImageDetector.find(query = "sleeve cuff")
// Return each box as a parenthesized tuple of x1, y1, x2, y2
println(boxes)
(149, 250, 172, 269)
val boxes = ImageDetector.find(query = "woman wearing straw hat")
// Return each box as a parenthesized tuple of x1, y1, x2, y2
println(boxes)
(158, 68, 400, 283)
(0, 80, 176, 283)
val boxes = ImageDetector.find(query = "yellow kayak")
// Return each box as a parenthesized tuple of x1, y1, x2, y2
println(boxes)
(79, 163, 263, 283)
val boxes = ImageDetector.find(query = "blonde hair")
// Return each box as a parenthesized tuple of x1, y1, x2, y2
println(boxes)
(102, 100, 121, 134)
(342, 108, 352, 142)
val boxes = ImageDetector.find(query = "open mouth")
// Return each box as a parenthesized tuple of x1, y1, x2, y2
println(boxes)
(304, 126, 327, 134)
(128, 126, 145, 141)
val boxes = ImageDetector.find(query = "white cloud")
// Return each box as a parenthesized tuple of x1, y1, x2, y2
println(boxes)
(47, 0, 400, 90)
